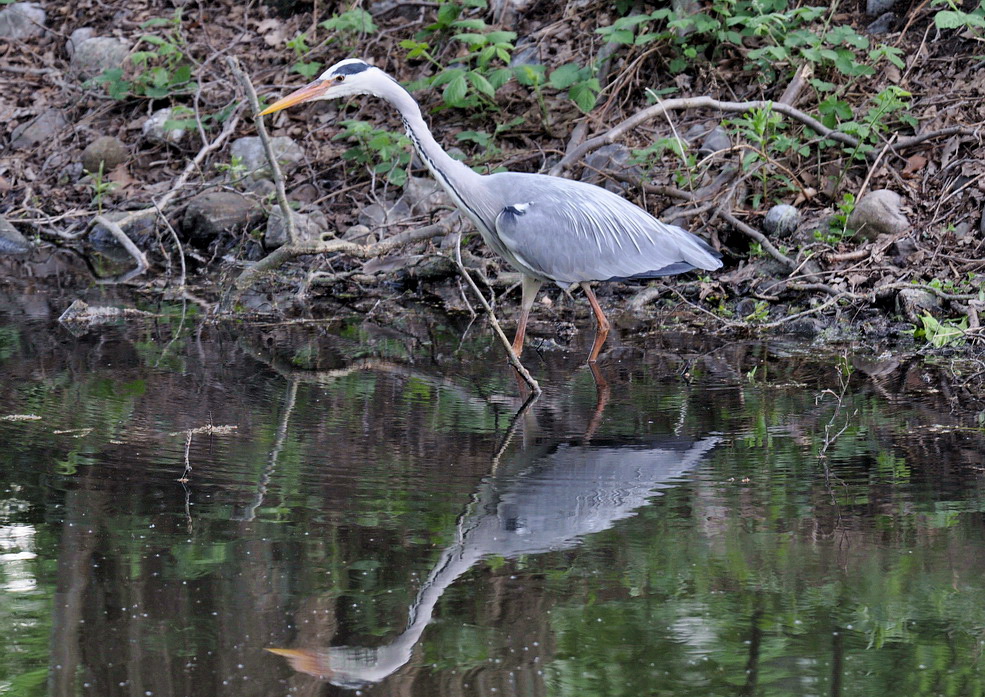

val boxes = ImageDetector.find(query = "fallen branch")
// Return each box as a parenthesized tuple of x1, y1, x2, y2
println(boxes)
(234, 214, 459, 290)
(550, 96, 859, 176)
(447, 233, 541, 395)
(226, 56, 297, 247)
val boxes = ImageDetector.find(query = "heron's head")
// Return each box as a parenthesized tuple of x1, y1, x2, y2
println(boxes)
(260, 59, 395, 115)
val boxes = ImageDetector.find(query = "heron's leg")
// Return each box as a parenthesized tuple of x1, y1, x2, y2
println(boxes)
(512, 276, 543, 356)
(581, 282, 611, 363)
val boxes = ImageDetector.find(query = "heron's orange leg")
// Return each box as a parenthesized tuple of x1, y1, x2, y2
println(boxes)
(581, 283, 611, 363)
(512, 276, 544, 357)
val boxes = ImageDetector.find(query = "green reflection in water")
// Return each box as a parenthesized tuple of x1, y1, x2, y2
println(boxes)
(0, 314, 984, 696)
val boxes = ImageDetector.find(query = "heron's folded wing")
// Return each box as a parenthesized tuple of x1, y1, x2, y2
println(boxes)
(493, 189, 719, 285)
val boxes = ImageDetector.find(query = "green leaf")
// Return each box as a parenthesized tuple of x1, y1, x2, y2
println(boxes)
(452, 32, 488, 46)
(444, 73, 469, 106)
(513, 64, 545, 86)
(934, 10, 967, 29)
(468, 71, 496, 98)
(292, 61, 322, 78)
(486, 31, 517, 44)
(569, 79, 599, 113)
(549, 63, 582, 89)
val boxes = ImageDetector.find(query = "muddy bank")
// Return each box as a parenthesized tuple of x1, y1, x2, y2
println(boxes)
(2, 0, 984, 356)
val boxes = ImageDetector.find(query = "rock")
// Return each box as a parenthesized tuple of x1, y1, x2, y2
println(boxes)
(735, 298, 759, 318)
(0, 3, 45, 40)
(699, 125, 731, 156)
(762, 204, 800, 238)
(142, 108, 187, 146)
(847, 189, 908, 241)
(510, 44, 542, 68)
(490, 0, 535, 24)
(183, 192, 262, 242)
(9, 109, 67, 150)
(866, 12, 896, 34)
(866, 0, 896, 15)
(244, 178, 277, 197)
(66, 27, 94, 58)
(785, 317, 822, 337)
(400, 175, 451, 215)
(0, 216, 31, 255)
(70, 37, 130, 80)
(264, 207, 329, 249)
(228, 136, 304, 180)
(343, 224, 373, 243)
(896, 288, 940, 323)
(358, 199, 411, 228)
(890, 237, 918, 265)
(580, 144, 641, 194)
(89, 211, 156, 261)
(81, 136, 129, 173)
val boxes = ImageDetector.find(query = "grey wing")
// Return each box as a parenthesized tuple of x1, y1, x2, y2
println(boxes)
(493, 180, 721, 285)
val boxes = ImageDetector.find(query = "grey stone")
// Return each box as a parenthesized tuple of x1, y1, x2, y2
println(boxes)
(142, 108, 187, 146)
(70, 37, 130, 80)
(0, 3, 45, 40)
(228, 136, 304, 180)
(890, 237, 918, 265)
(490, 0, 534, 23)
(182, 192, 262, 242)
(89, 211, 157, 260)
(580, 144, 641, 194)
(510, 44, 542, 68)
(0, 216, 31, 255)
(264, 207, 329, 249)
(400, 175, 451, 215)
(699, 126, 731, 156)
(847, 189, 909, 241)
(762, 204, 801, 238)
(343, 224, 373, 243)
(9, 109, 67, 150)
(866, 12, 896, 34)
(896, 288, 940, 323)
(82, 136, 128, 173)
(66, 27, 95, 58)
(866, 0, 896, 15)
(357, 199, 412, 228)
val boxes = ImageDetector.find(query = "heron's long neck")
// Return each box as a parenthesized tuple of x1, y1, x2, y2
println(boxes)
(387, 86, 491, 222)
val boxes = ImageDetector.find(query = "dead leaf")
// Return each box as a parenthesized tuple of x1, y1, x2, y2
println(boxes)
(107, 164, 139, 193)
(902, 154, 927, 177)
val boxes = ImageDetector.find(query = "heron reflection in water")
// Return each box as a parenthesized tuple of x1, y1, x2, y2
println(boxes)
(268, 435, 719, 688)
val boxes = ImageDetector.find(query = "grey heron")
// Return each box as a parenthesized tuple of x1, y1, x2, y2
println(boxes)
(260, 59, 723, 362)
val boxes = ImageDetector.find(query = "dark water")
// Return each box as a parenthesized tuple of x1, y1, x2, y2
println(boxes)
(2, 292, 985, 697)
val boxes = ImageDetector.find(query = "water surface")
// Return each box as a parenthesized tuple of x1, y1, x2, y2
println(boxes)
(1, 293, 984, 697)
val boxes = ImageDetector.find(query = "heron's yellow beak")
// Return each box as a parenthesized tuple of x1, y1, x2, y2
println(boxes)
(259, 79, 330, 115)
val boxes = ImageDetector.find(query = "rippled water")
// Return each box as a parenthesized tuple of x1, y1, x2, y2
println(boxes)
(1, 293, 985, 697)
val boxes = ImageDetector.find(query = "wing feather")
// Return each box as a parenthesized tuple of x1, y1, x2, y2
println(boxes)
(489, 173, 721, 284)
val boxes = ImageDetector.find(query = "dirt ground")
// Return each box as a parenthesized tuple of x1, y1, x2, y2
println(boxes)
(2, 0, 985, 355)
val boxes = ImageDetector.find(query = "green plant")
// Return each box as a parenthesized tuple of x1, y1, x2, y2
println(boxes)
(597, 2, 904, 82)
(85, 162, 116, 213)
(334, 120, 412, 187)
(94, 10, 196, 99)
(286, 32, 321, 79)
(932, 0, 985, 36)
(812, 192, 856, 245)
(912, 313, 969, 348)
(728, 104, 804, 207)
(215, 154, 248, 181)
(744, 300, 770, 322)
(630, 137, 698, 189)
(547, 63, 600, 113)
(286, 10, 380, 80)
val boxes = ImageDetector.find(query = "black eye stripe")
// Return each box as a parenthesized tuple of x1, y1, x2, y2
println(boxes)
(335, 62, 370, 76)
